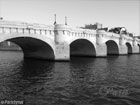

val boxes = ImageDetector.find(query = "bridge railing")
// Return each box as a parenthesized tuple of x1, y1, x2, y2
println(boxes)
(122, 34, 133, 41)
(97, 30, 136, 42)
(0, 20, 27, 28)
(0, 20, 54, 37)
(69, 28, 97, 38)
(106, 32, 120, 38)
(97, 30, 120, 39)
(0, 20, 54, 29)
(135, 38, 140, 42)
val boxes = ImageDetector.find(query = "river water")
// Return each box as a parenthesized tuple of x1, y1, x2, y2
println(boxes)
(0, 51, 140, 105)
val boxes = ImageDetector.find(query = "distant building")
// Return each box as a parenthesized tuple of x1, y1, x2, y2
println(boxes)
(80, 22, 102, 30)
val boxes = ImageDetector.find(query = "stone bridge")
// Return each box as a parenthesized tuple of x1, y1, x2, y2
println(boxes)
(0, 20, 140, 61)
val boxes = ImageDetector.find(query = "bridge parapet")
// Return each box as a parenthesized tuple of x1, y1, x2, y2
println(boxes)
(0, 20, 54, 29)
(0, 20, 27, 28)
(0, 20, 55, 38)
(122, 34, 133, 41)
(135, 38, 140, 42)
(106, 32, 120, 38)
(97, 30, 120, 39)
(54, 24, 97, 38)
(70, 28, 96, 38)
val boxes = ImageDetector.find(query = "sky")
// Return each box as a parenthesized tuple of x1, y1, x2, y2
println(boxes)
(0, 0, 139, 35)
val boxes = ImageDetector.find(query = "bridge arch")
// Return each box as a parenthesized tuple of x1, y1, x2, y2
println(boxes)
(70, 39, 96, 57)
(126, 42, 132, 54)
(105, 40, 119, 55)
(0, 35, 55, 60)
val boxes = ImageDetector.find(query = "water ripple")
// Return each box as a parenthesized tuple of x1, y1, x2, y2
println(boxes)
(0, 51, 140, 105)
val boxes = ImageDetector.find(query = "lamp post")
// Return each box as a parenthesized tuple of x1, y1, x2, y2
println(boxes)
(54, 14, 57, 25)
(0, 0, 3, 20)
(65, 16, 67, 25)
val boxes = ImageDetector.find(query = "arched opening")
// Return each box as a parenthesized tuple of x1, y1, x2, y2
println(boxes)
(0, 41, 21, 51)
(0, 37, 55, 60)
(138, 44, 140, 53)
(106, 40, 119, 55)
(70, 39, 96, 57)
(126, 42, 132, 54)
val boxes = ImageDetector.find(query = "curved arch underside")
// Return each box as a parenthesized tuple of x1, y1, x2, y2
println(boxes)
(126, 43, 132, 54)
(7, 37, 55, 60)
(106, 40, 119, 55)
(70, 39, 96, 57)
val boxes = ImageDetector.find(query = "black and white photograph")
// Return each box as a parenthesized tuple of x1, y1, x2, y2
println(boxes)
(0, 0, 140, 105)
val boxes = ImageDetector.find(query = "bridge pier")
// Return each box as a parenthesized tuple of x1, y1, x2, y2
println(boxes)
(96, 31, 107, 57)
(132, 45, 139, 53)
(119, 45, 127, 55)
(54, 24, 70, 61)
(118, 34, 128, 55)
(132, 38, 139, 53)
(96, 44, 107, 57)
(55, 42, 70, 61)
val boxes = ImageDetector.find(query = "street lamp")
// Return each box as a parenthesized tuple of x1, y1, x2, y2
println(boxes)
(54, 14, 57, 25)
(65, 16, 67, 25)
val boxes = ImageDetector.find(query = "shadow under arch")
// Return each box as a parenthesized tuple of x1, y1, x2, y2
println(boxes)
(19, 58, 55, 79)
(126, 42, 132, 54)
(1, 37, 55, 60)
(105, 40, 119, 55)
(70, 39, 96, 57)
